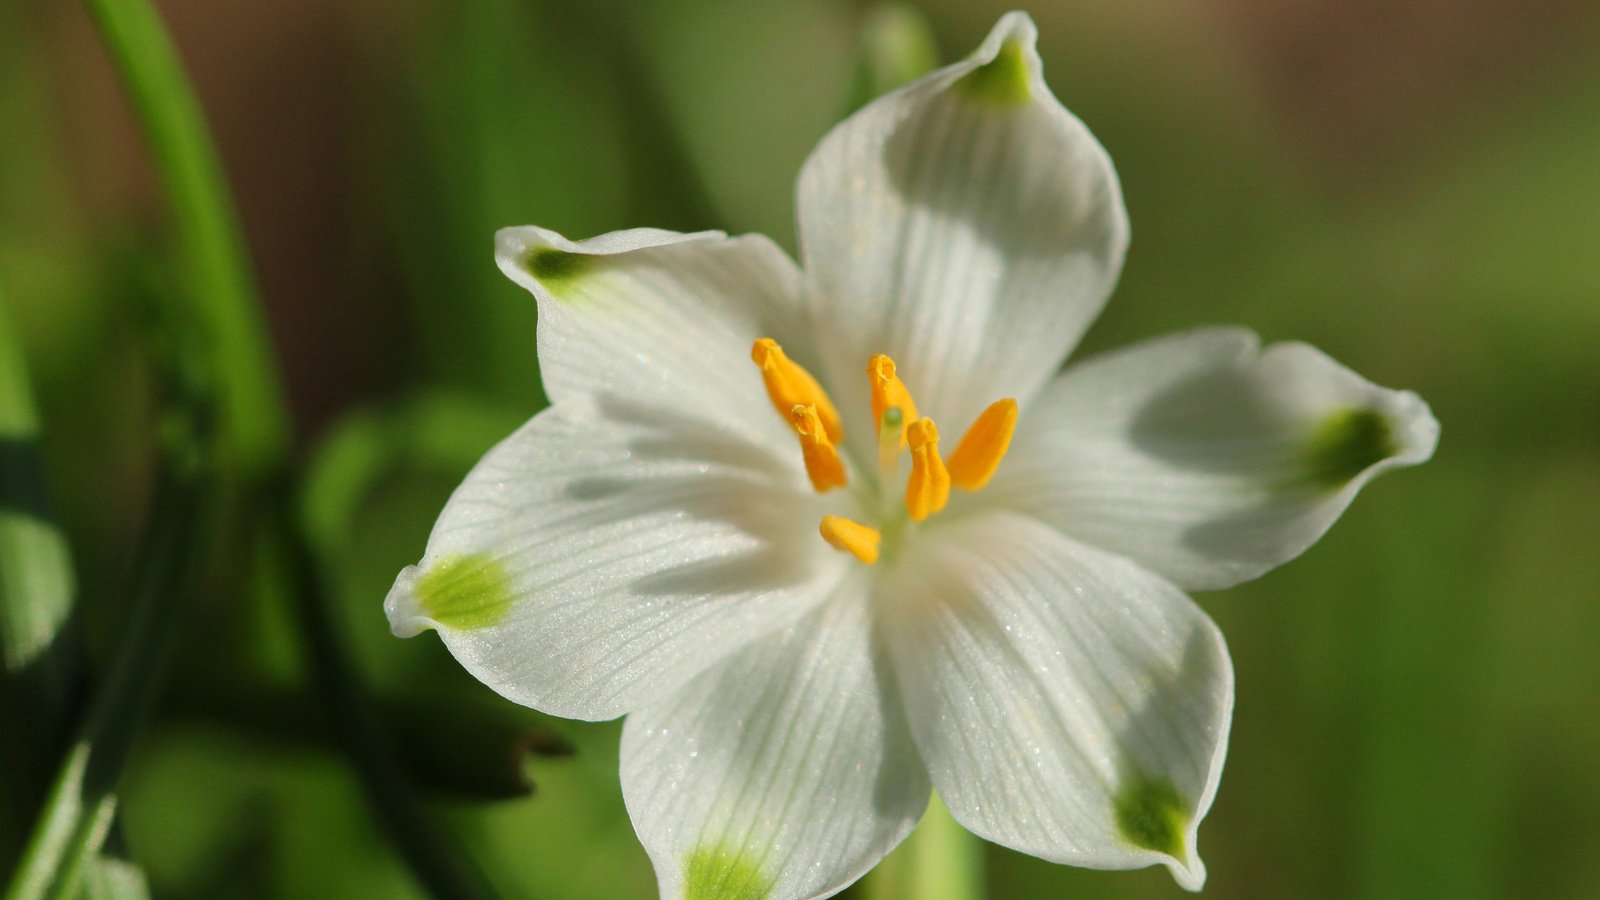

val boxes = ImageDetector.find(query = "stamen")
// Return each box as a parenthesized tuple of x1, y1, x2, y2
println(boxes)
(791, 404, 847, 493)
(753, 339, 843, 442)
(877, 406, 905, 477)
(819, 515, 881, 565)
(947, 398, 1019, 491)
(904, 418, 950, 522)
(868, 354, 920, 434)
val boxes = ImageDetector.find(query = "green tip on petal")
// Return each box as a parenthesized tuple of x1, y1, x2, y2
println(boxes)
(957, 39, 1031, 107)
(525, 247, 591, 294)
(1114, 773, 1189, 858)
(684, 845, 773, 900)
(1301, 407, 1397, 489)
(416, 553, 513, 631)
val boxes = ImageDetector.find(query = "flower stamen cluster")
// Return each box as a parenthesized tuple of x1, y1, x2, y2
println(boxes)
(752, 338, 1017, 564)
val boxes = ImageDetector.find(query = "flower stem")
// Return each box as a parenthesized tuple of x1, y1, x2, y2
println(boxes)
(864, 792, 984, 900)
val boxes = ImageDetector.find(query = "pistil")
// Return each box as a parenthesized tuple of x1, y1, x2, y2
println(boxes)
(877, 406, 906, 480)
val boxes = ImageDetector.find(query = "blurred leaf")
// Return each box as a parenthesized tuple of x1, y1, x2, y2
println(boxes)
(5, 339, 219, 900)
(164, 680, 573, 802)
(0, 290, 84, 875)
(628, 0, 857, 242)
(847, 3, 940, 112)
(301, 391, 525, 557)
(122, 726, 425, 900)
(0, 294, 81, 770)
(276, 491, 498, 899)
(81, 0, 289, 476)
(455, 719, 654, 900)
(359, 0, 632, 404)
(299, 391, 526, 694)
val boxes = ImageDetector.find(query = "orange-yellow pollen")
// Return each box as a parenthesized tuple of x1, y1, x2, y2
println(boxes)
(905, 418, 950, 522)
(819, 515, 880, 565)
(947, 398, 1019, 490)
(868, 354, 920, 433)
(753, 339, 843, 442)
(791, 404, 847, 493)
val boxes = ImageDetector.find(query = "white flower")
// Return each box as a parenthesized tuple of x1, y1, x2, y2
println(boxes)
(385, 12, 1438, 900)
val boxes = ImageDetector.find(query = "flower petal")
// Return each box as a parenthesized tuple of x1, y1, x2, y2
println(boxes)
(496, 225, 811, 456)
(385, 401, 849, 721)
(983, 328, 1440, 590)
(796, 12, 1128, 440)
(622, 577, 929, 900)
(882, 511, 1232, 891)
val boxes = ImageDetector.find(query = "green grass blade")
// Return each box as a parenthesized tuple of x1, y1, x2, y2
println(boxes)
(75, 2, 496, 895)
(0, 291, 83, 864)
(80, 0, 289, 474)
(4, 367, 219, 900)
(0, 294, 78, 726)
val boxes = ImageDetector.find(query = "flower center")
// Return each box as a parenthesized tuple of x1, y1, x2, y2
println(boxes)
(751, 338, 1018, 564)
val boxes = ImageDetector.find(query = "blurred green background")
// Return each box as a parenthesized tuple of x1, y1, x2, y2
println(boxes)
(3, 0, 1598, 897)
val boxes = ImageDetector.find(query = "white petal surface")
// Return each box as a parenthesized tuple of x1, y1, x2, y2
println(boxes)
(385, 402, 848, 721)
(882, 512, 1232, 890)
(984, 328, 1440, 590)
(796, 12, 1128, 442)
(496, 226, 812, 457)
(623, 578, 929, 900)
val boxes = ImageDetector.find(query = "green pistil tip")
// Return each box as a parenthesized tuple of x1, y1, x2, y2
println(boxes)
(415, 553, 513, 631)
(1302, 407, 1397, 489)
(958, 39, 1031, 107)
(1114, 773, 1189, 857)
(685, 844, 772, 900)
(526, 247, 590, 293)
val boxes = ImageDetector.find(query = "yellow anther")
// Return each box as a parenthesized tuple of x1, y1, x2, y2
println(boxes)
(868, 354, 920, 433)
(819, 515, 881, 565)
(947, 398, 1019, 491)
(791, 404, 848, 493)
(904, 419, 950, 522)
(753, 339, 843, 442)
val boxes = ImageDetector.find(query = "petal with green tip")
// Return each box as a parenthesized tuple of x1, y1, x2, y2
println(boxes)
(797, 10, 1127, 440)
(384, 402, 850, 722)
(883, 511, 1230, 891)
(412, 553, 513, 631)
(495, 225, 812, 460)
(984, 328, 1439, 591)
(623, 581, 929, 900)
